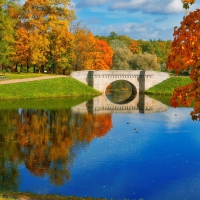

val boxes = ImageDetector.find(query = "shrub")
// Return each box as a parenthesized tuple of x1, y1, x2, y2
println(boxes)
(129, 52, 159, 70)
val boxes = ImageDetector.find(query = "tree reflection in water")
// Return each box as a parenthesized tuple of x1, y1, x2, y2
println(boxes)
(0, 107, 112, 188)
(0, 110, 20, 192)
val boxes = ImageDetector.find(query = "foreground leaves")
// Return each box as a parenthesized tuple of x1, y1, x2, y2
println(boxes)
(166, 9, 200, 120)
(182, 0, 196, 9)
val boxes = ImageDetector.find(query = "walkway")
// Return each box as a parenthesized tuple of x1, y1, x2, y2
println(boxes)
(0, 75, 67, 85)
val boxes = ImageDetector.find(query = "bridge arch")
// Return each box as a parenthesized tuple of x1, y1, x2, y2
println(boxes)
(105, 80, 137, 104)
(105, 79, 137, 93)
(71, 70, 169, 93)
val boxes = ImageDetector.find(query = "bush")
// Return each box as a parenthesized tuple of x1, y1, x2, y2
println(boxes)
(129, 52, 159, 70)
(111, 47, 133, 70)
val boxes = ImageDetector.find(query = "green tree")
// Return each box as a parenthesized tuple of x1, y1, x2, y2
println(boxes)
(0, 0, 19, 70)
(138, 40, 156, 55)
(110, 40, 133, 70)
(130, 52, 159, 70)
(138, 39, 171, 71)
(110, 39, 127, 49)
(117, 35, 132, 46)
(109, 31, 118, 40)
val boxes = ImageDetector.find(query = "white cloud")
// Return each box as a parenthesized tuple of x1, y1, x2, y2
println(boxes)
(165, 0, 184, 14)
(109, 0, 184, 14)
(73, 0, 185, 14)
(72, 0, 193, 40)
(91, 21, 174, 40)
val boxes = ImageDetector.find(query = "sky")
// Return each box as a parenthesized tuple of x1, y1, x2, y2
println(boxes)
(72, 0, 200, 40)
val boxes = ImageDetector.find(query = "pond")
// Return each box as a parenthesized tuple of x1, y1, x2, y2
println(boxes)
(0, 92, 200, 200)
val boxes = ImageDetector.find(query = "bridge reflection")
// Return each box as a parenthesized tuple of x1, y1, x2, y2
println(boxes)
(72, 93, 168, 114)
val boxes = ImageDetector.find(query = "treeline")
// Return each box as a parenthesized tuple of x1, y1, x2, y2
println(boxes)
(96, 32, 172, 72)
(0, 0, 114, 74)
(0, 0, 171, 75)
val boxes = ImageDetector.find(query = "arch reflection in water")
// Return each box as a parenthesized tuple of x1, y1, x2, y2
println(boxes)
(105, 80, 137, 104)
(72, 93, 168, 114)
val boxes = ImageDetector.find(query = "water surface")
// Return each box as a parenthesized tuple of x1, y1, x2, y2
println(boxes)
(0, 94, 199, 200)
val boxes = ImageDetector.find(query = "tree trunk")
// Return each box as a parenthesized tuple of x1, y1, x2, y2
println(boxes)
(2, 64, 4, 73)
(33, 65, 36, 73)
(26, 59, 29, 73)
(15, 64, 18, 72)
(20, 64, 23, 72)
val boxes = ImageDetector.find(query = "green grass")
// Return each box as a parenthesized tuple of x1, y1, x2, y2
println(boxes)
(0, 97, 93, 110)
(0, 77, 101, 100)
(145, 76, 192, 95)
(0, 192, 102, 200)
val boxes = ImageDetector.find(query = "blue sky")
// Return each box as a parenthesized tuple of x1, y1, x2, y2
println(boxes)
(72, 0, 200, 40)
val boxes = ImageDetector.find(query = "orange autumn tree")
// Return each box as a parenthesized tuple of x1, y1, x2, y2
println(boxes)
(166, 2, 200, 120)
(72, 29, 113, 70)
(16, 0, 75, 73)
(14, 28, 30, 71)
(72, 28, 94, 71)
(129, 40, 141, 54)
(89, 35, 114, 70)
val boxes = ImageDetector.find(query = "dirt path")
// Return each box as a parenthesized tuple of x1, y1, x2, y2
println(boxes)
(0, 75, 67, 85)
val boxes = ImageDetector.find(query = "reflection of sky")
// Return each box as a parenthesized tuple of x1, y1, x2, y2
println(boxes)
(18, 107, 200, 200)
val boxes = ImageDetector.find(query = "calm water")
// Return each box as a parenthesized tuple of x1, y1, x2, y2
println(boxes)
(0, 93, 200, 200)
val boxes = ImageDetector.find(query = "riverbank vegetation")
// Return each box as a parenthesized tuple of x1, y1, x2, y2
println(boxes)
(0, 96, 93, 110)
(0, 192, 102, 200)
(0, 77, 101, 100)
(145, 76, 192, 95)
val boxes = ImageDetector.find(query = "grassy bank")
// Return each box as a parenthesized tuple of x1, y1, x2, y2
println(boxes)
(0, 77, 101, 100)
(0, 192, 102, 200)
(0, 97, 93, 110)
(145, 76, 192, 95)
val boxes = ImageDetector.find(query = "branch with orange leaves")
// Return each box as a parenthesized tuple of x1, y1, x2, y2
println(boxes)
(182, 0, 196, 9)
(166, 8, 200, 120)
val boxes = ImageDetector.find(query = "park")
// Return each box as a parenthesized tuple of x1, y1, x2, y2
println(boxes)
(1, 0, 200, 199)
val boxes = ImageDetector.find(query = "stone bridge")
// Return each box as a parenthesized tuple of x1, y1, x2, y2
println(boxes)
(71, 70, 169, 93)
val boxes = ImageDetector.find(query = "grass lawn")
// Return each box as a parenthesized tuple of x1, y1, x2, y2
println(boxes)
(0, 192, 102, 200)
(145, 76, 192, 95)
(0, 77, 101, 100)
